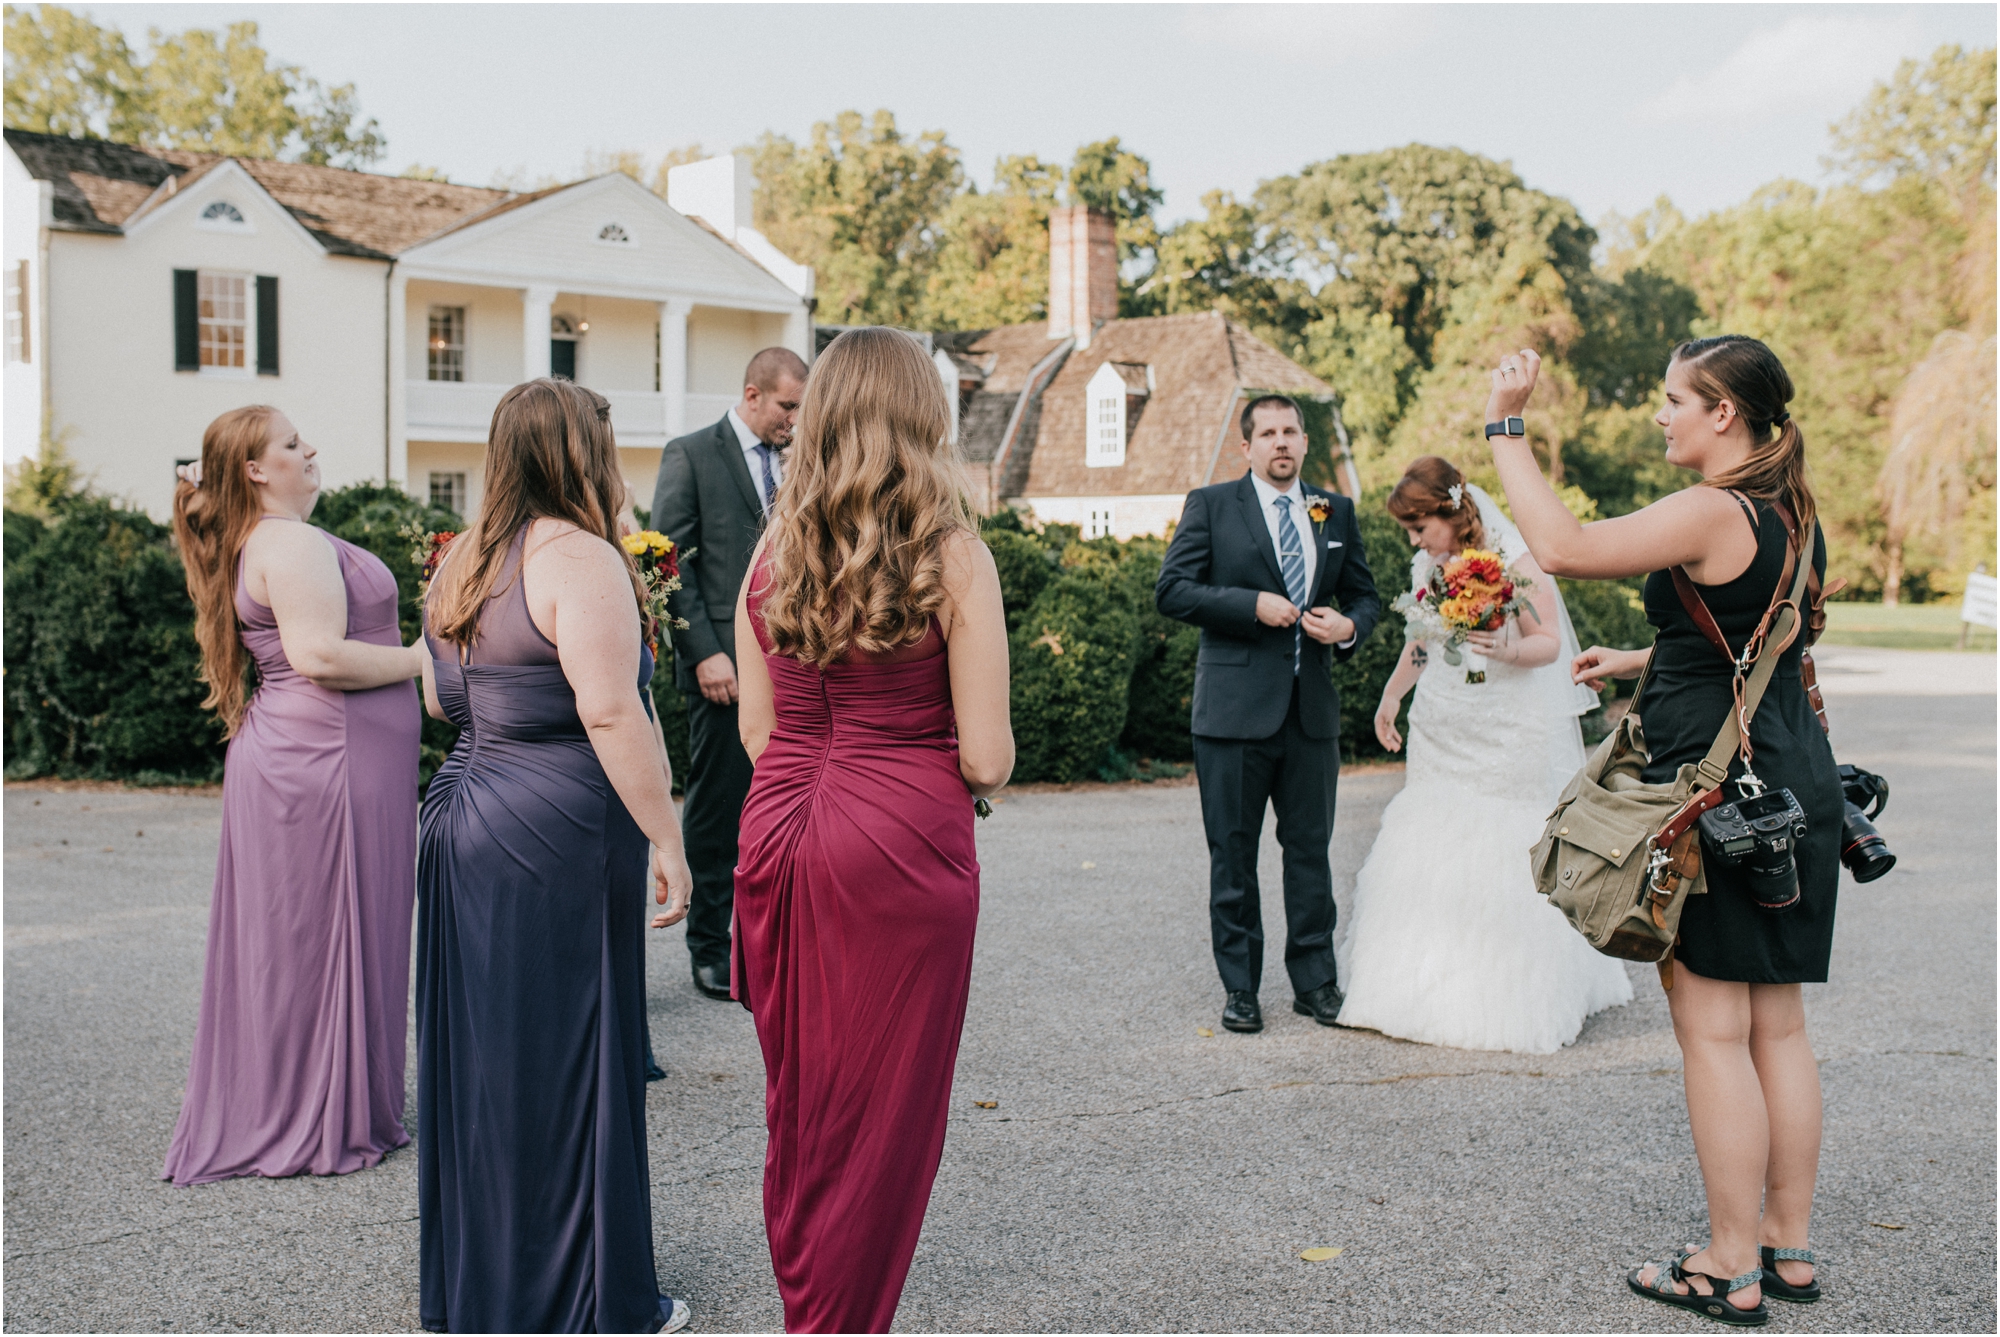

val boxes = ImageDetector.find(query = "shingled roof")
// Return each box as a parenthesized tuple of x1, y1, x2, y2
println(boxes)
(5, 129, 510, 259)
(937, 311, 1329, 506)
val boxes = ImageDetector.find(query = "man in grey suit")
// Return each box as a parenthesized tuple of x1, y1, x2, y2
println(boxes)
(1156, 394, 1381, 1035)
(651, 346, 808, 999)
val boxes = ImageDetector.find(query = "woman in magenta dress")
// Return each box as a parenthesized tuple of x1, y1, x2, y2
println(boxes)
(732, 328, 1015, 1333)
(164, 406, 423, 1186)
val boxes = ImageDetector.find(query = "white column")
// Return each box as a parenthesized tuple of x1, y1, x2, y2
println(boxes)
(523, 284, 555, 381)
(386, 269, 409, 489)
(658, 297, 691, 438)
(783, 303, 811, 364)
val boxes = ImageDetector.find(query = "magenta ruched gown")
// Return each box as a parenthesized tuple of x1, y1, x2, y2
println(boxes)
(734, 572, 981, 1333)
(163, 516, 418, 1186)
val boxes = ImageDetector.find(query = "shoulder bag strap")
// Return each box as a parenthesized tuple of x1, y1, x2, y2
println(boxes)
(1651, 544, 1813, 853)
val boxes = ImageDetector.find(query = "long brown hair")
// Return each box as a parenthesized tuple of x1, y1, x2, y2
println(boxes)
(759, 328, 977, 668)
(427, 378, 646, 648)
(1672, 335, 1817, 534)
(1386, 455, 1487, 551)
(172, 405, 279, 737)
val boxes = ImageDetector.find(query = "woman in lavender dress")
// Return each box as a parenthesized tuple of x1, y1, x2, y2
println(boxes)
(163, 406, 424, 1186)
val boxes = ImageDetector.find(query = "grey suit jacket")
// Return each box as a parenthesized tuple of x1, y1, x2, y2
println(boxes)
(650, 415, 767, 692)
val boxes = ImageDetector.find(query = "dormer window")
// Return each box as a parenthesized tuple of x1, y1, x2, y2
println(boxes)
(196, 200, 252, 233)
(1086, 361, 1149, 468)
(596, 222, 632, 245)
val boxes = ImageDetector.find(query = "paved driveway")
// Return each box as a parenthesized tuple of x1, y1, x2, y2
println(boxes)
(4, 655, 1992, 1332)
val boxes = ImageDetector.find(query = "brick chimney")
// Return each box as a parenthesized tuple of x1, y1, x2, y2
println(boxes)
(1048, 205, 1117, 347)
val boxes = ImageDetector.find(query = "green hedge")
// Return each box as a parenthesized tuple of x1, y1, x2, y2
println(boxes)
(4, 499, 223, 782)
(2, 478, 1659, 790)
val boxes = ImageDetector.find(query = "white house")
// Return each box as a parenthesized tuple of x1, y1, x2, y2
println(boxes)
(2, 131, 812, 520)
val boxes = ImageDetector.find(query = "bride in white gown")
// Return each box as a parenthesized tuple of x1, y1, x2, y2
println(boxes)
(1335, 457, 1632, 1054)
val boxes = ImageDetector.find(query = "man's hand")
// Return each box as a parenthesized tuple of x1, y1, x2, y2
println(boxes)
(1300, 606, 1354, 645)
(1255, 592, 1300, 627)
(695, 652, 739, 705)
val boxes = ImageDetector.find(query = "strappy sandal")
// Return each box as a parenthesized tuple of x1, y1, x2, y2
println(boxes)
(1760, 1246, 1820, 1303)
(1627, 1246, 1769, 1326)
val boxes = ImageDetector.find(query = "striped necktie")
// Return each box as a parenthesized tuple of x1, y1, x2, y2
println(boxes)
(1275, 495, 1308, 674)
(752, 443, 778, 514)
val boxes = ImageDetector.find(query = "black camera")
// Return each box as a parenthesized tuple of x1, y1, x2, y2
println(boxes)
(1698, 786, 1809, 911)
(1837, 764, 1896, 883)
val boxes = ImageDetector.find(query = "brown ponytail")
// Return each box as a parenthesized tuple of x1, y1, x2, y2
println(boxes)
(171, 405, 278, 737)
(1671, 336, 1816, 534)
(1386, 455, 1487, 551)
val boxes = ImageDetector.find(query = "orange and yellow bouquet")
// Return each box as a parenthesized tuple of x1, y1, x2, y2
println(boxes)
(621, 529, 690, 638)
(1391, 547, 1537, 667)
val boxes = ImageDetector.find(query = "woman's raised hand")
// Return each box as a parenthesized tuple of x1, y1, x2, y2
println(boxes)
(650, 845, 694, 929)
(1485, 348, 1542, 423)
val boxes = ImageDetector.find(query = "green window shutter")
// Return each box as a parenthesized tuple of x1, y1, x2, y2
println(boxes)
(255, 275, 279, 375)
(173, 270, 198, 371)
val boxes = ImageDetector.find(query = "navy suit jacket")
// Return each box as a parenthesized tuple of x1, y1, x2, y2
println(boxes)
(1155, 475, 1381, 741)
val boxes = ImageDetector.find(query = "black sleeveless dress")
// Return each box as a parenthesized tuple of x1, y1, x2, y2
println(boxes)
(1638, 496, 1841, 984)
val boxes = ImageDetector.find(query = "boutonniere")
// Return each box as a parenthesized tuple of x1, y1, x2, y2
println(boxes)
(1306, 496, 1331, 525)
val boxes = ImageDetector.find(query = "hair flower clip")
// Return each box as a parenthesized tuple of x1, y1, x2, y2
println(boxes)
(1446, 483, 1463, 511)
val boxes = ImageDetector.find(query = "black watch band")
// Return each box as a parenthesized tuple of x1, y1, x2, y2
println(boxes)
(1484, 417, 1526, 439)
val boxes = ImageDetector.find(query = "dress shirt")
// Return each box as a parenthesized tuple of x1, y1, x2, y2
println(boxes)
(1248, 471, 1355, 649)
(726, 406, 782, 514)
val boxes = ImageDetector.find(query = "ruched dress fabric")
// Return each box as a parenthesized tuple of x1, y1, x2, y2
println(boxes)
(734, 570, 980, 1334)
(417, 531, 661, 1334)
(163, 518, 419, 1186)
(1639, 500, 1839, 983)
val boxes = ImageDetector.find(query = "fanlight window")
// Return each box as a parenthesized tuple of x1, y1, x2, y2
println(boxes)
(597, 222, 631, 244)
(201, 201, 246, 224)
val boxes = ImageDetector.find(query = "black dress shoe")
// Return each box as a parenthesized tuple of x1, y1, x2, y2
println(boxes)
(691, 961, 731, 1000)
(644, 1041, 666, 1083)
(1221, 990, 1263, 1033)
(1293, 981, 1345, 1027)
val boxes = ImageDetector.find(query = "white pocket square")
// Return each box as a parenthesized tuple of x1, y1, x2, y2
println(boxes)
(1327, 539, 1343, 549)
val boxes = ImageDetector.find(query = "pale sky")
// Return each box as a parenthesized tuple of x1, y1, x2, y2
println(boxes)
(74, 3, 2000, 229)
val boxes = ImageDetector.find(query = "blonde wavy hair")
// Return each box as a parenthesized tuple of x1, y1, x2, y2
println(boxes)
(759, 327, 977, 667)
(427, 378, 647, 649)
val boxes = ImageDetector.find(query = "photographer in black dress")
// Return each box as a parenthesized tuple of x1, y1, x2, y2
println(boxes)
(1482, 337, 1840, 1326)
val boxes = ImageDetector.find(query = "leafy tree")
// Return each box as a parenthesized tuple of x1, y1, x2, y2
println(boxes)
(1828, 43, 1996, 203)
(923, 154, 1060, 329)
(750, 109, 962, 326)
(2, 2, 146, 140)
(1134, 189, 1282, 326)
(1067, 136, 1164, 304)
(3, 7, 384, 167)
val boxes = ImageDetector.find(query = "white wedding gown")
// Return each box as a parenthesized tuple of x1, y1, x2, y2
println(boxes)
(1334, 491, 1632, 1054)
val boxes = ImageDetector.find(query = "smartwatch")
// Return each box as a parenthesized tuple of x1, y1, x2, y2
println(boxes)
(1484, 417, 1526, 439)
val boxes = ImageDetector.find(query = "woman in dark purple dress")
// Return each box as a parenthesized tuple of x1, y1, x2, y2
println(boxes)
(165, 406, 424, 1186)
(417, 378, 695, 1334)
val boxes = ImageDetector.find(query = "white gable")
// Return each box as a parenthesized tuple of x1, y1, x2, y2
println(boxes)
(122, 159, 327, 257)
(398, 174, 801, 310)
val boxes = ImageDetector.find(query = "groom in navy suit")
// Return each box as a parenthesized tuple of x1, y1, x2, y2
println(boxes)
(1156, 395, 1381, 1034)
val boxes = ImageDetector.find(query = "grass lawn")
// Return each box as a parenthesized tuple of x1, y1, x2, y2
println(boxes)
(1822, 601, 1997, 651)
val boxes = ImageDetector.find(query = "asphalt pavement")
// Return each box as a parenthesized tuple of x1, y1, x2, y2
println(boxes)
(4, 650, 1992, 1332)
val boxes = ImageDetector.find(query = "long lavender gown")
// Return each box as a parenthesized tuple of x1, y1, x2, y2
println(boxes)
(162, 516, 419, 1186)
(417, 530, 661, 1334)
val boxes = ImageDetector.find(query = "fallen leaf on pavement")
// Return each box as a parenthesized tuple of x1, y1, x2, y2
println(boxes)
(1870, 1221, 1907, 1230)
(1299, 1247, 1342, 1262)
(973, 1100, 997, 1109)
(1081, 861, 1096, 869)
(1197, 1028, 1214, 1037)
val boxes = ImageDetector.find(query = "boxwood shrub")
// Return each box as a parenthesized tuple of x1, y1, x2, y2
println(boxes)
(1007, 566, 1140, 782)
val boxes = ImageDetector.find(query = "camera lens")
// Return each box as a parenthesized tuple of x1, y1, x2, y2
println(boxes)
(1840, 802, 1897, 883)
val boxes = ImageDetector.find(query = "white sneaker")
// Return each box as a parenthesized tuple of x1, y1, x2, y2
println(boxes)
(659, 1296, 692, 1333)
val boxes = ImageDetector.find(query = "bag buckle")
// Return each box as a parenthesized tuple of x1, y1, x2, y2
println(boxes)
(1647, 844, 1677, 894)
